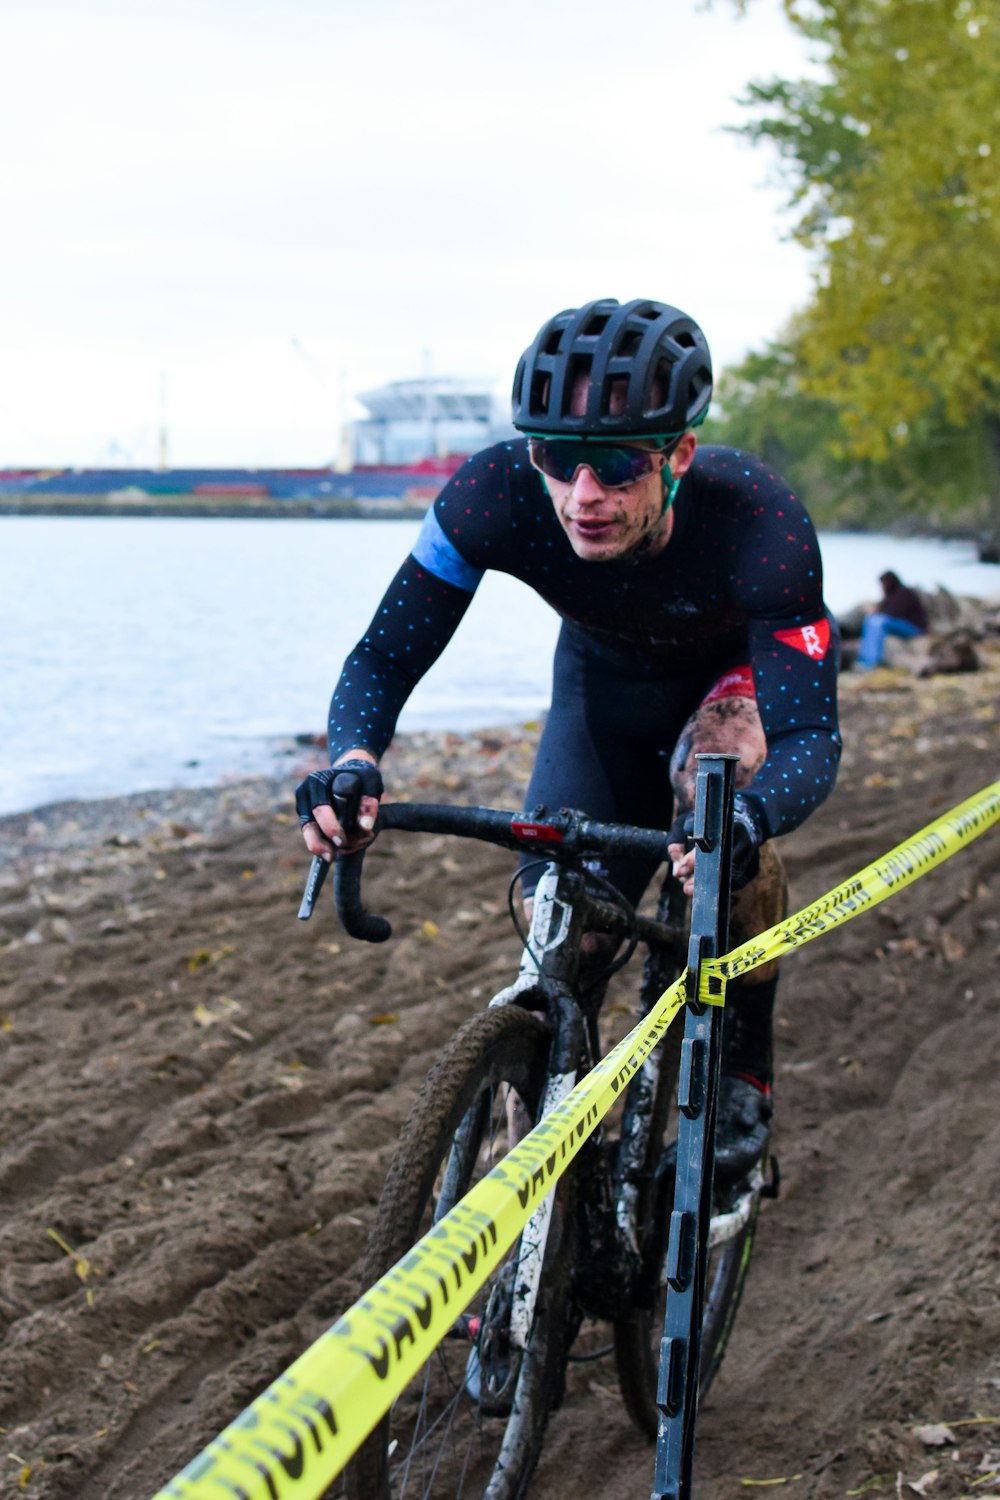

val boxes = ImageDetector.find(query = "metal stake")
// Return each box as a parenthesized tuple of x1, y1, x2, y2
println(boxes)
(651, 753, 737, 1500)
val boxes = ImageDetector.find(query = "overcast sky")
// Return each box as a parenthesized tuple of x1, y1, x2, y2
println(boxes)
(0, 0, 821, 468)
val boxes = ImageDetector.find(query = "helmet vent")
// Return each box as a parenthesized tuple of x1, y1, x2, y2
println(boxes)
(617, 330, 643, 358)
(583, 310, 610, 336)
(566, 355, 593, 412)
(652, 358, 674, 403)
(603, 372, 631, 415)
(529, 369, 550, 416)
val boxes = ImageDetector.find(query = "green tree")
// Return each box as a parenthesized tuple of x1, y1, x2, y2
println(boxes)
(710, 332, 998, 535)
(706, 336, 856, 524)
(731, 0, 1000, 543)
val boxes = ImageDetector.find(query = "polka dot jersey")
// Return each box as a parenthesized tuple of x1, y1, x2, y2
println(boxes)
(328, 440, 841, 840)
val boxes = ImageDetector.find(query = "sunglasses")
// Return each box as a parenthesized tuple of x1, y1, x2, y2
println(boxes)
(528, 438, 667, 489)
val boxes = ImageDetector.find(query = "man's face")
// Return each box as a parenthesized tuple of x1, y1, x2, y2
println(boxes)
(538, 445, 670, 562)
(531, 372, 696, 562)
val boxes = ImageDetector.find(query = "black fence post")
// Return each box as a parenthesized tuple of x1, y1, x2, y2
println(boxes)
(651, 753, 737, 1500)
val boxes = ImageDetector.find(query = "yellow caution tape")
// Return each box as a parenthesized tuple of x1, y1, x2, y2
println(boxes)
(153, 973, 690, 1499)
(699, 779, 1000, 1000)
(155, 778, 999, 1500)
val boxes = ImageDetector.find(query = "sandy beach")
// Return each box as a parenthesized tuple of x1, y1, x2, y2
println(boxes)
(1, 655, 999, 1499)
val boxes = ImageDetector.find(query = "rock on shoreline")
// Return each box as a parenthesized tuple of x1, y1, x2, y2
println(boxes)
(838, 588, 1000, 674)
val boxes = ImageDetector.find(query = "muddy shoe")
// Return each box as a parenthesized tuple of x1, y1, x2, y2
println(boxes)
(714, 1074, 772, 1183)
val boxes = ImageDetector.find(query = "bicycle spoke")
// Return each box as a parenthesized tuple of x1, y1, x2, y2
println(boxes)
(396, 1357, 466, 1497)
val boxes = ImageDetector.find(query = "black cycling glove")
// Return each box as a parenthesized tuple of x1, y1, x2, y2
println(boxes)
(295, 760, 385, 833)
(668, 795, 763, 892)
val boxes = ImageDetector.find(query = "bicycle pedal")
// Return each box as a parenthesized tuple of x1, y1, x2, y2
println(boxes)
(463, 1346, 516, 1418)
(761, 1152, 781, 1200)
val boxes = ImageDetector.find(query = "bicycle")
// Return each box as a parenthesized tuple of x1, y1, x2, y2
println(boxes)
(299, 763, 775, 1500)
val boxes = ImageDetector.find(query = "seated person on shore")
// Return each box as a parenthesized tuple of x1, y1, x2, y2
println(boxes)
(296, 297, 842, 1180)
(856, 570, 929, 669)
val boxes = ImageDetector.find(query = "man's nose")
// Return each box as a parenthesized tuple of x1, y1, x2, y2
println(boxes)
(570, 465, 607, 501)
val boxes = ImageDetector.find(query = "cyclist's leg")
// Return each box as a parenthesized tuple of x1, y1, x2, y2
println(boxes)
(668, 665, 788, 1179)
(522, 627, 703, 1002)
(524, 625, 695, 907)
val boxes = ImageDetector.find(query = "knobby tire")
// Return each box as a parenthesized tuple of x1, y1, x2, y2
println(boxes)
(343, 1004, 574, 1500)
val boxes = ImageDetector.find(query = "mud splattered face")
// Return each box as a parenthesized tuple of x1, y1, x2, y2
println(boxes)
(541, 455, 672, 562)
(533, 372, 696, 562)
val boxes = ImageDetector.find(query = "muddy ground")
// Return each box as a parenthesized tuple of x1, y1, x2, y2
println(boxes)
(2, 656, 999, 1500)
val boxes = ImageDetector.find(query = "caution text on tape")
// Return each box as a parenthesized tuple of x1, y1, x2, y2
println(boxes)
(154, 974, 690, 1499)
(699, 780, 1000, 999)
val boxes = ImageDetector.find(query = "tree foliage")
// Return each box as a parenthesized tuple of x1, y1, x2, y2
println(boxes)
(726, 0, 1000, 537)
(709, 333, 996, 533)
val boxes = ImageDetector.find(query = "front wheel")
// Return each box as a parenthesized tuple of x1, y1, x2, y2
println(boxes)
(343, 1004, 574, 1500)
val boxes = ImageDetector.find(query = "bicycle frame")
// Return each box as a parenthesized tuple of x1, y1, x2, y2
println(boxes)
(495, 757, 746, 1500)
(487, 860, 657, 1349)
(300, 754, 750, 1499)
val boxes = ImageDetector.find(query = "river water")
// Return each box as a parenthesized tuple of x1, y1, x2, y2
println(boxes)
(2, 516, 997, 817)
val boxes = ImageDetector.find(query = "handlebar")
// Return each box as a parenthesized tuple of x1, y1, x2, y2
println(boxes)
(298, 796, 675, 943)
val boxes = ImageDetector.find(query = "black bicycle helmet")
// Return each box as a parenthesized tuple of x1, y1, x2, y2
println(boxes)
(511, 297, 713, 439)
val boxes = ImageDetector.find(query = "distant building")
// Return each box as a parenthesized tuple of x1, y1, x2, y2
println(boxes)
(351, 377, 514, 466)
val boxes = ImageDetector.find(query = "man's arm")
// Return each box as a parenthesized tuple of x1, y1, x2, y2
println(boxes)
(299, 514, 485, 859)
(739, 606, 842, 841)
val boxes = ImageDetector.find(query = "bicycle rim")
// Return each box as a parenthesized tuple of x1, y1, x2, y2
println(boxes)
(699, 1180, 761, 1391)
(342, 1004, 571, 1500)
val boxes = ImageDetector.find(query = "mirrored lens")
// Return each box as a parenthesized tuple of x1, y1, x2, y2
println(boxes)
(528, 440, 659, 488)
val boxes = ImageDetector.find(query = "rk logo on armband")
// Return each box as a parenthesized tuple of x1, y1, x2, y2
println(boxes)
(773, 618, 831, 660)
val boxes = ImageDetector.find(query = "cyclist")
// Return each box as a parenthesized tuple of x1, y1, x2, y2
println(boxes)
(297, 297, 841, 1179)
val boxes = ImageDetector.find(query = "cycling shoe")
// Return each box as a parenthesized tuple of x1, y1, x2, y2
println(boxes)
(714, 1074, 772, 1183)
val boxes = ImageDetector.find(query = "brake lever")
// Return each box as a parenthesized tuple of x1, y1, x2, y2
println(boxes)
(332, 770, 363, 833)
(298, 855, 329, 921)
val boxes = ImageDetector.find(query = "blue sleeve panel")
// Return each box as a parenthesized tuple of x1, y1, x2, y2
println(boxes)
(411, 506, 486, 592)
